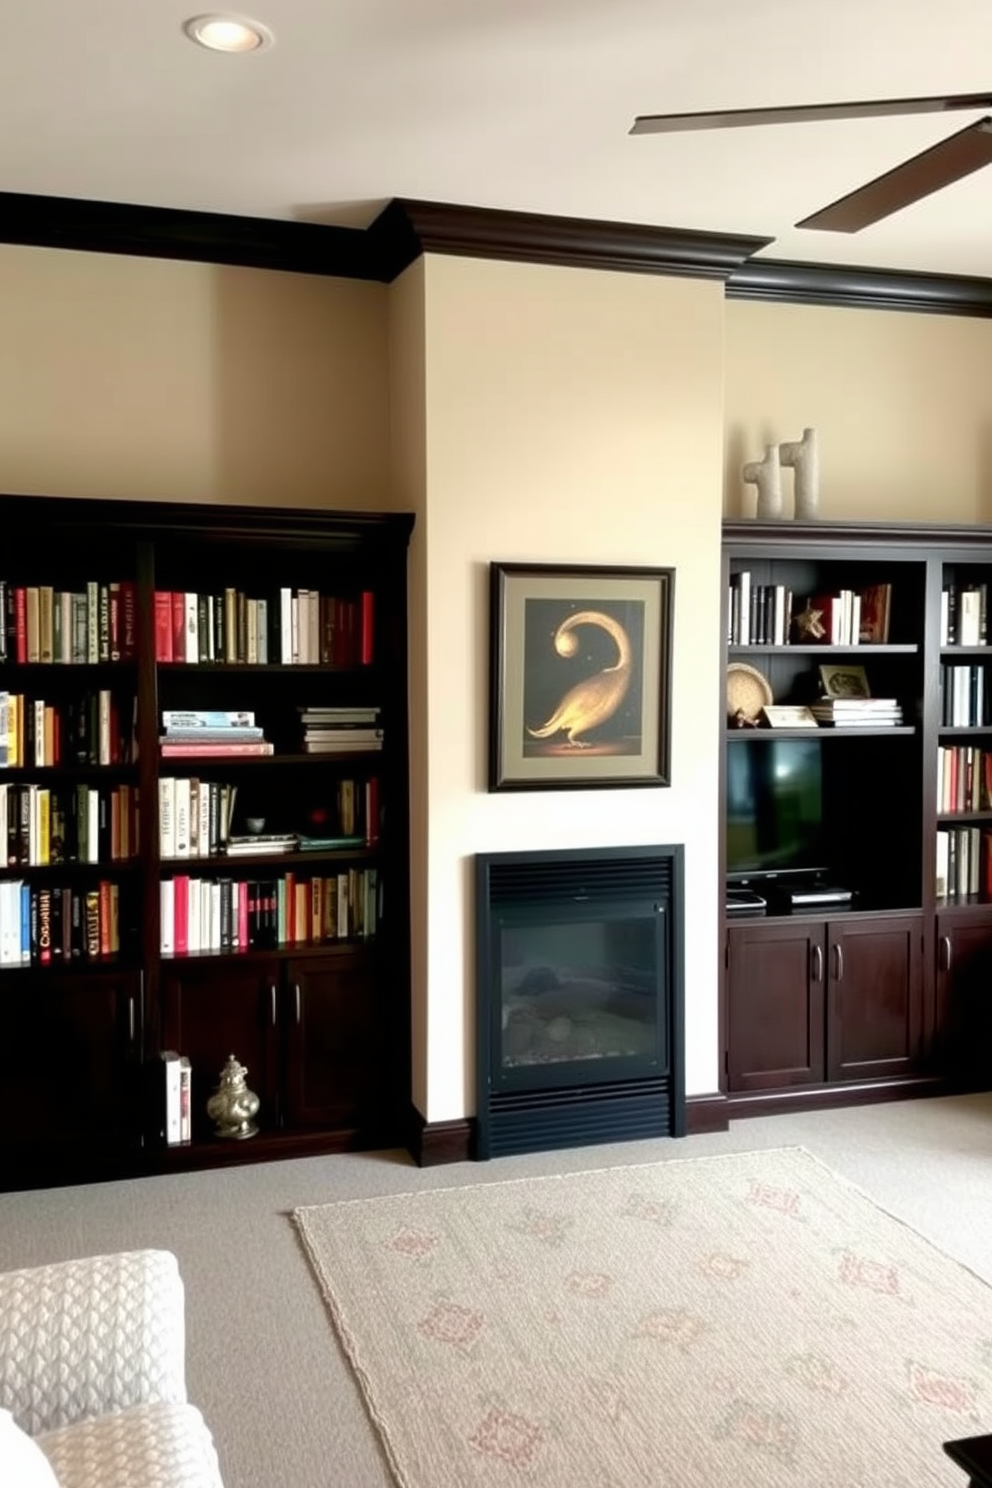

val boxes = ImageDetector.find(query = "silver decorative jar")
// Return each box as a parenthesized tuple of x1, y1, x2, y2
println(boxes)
(206, 1054, 260, 1139)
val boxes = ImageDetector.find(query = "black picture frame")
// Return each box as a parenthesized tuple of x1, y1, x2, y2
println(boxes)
(488, 562, 674, 791)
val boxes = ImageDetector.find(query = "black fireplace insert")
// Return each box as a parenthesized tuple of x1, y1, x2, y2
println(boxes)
(475, 844, 684, 1158)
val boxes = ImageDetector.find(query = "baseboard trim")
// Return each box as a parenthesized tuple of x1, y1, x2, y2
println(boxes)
(685, 1093, 730, 1134)
(407, 1108, 473, 1166)
(726, 1075, 951, 1121)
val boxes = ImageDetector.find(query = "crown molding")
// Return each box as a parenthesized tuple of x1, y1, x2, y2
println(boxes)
(727, 255, 992, 318)
(1, 190, 991, 317)
(0, 191, 375, 279)
(368, 198, 772, 282)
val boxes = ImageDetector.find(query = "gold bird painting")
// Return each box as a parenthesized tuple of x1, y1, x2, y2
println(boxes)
(526, 608, 636, 751)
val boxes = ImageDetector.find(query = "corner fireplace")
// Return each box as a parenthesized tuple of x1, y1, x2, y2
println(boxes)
(474, 845, 684, 1159)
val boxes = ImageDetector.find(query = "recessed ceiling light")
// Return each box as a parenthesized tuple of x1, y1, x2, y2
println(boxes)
(183, 14, 273, 53)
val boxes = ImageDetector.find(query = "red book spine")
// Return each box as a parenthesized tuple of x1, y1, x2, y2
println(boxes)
(173, 875, 189, 955)
(99, 880, 112, 957)
(360, 590, 374, 665)
(14, 588, 27, 664)
(237, 879, 248, 951)
(170, 591, 186, 663)
(154, 592, 174, 662)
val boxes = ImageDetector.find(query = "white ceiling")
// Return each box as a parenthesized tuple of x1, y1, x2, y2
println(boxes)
(3, 0, 992, 278)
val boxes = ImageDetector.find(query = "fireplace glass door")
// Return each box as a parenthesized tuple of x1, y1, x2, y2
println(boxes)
(490, 900, 667, 1092)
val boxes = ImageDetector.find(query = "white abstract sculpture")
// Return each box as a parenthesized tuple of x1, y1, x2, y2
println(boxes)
(742, 443, 783, 519)
(779, 426, 820, 519)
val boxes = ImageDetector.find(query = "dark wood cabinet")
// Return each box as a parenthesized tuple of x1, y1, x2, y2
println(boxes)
(727, 913, 923, 1095)
(0, 494, 413, 1189)
(0, 970, 141, 1182)
(934, 907, 992, 1083)
(823, 914, 923, 1081)
(727, 919, 824, 1091)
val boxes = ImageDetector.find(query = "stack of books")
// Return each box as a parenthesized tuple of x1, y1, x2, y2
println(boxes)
(298, 706, 383, 754)
(809, 698, 903, 726)
(159, 710, 274, 758)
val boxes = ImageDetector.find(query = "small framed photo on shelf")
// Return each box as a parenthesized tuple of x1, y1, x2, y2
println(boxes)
(761, 704, 818, 729)
(488, 562, 674, 791)
(819, 663, 870, 699)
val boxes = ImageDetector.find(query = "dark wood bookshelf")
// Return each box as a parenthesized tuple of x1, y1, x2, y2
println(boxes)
(0, 493, 414, 1191)
(721, 520, 992, 1121)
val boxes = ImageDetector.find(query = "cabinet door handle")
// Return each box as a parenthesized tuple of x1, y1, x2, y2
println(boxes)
(270, 984, 278, 1027)
(128, 996, 135, 1043)
(810, 944, 823, 983)
(938, 934, 953, 973)
(833, 944, 844, 982)
(294, 983, 301, 1025)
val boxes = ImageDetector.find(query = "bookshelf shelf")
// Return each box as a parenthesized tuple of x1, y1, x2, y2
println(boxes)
(727, 644, 919, 657)
(0, 493, 413, 1191)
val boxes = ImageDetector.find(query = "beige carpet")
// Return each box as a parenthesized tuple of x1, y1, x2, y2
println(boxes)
(293, 1146, 992, 1488)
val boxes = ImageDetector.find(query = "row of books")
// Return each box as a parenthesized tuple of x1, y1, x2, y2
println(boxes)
(159, 710, 273, 759)
(2, 782, 138, 866)
(0, 879, 122, 967)
(0, 690, 136, 768)
(936, 826, 992, 902)
(940, 665, 991, 727)
(157, 773, 380, 858)
(159, 868, 380, 954)
(298, 705, 383, 755)
(152, 588, 374, 667)
(809, 698, 903, 727)
(728, 575, 891, 646)
(937, 746, 992, 815)
(0, 579, 137, 666)
(941, 583, 988, 647)
(159, 777, 238, 859)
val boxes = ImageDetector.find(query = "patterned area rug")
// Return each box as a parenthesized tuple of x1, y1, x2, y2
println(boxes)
(293, 1148, 992, 1487)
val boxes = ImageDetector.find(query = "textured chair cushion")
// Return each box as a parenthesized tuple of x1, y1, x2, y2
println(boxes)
(37, 1402, 223, 1488)
(0, 1406, 63, 1488)
(0, 1250, 186, 1435)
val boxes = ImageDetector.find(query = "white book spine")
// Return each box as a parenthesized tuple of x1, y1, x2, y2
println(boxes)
(185, 593, 198, 665)
(160, 879, 175, 955)
(162, 1052, 182, 1145)
(159, 777, 176, 858)
(280, 588, 292, 664)
(174, 777, 191, 859)
(86, 581, 99, 663)
(257, 598, 268, 664)
(198, 784, 211, 859)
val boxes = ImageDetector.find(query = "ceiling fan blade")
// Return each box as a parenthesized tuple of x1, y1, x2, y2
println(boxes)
(796, 117, 992, 231)
(630, 93, 992, 135)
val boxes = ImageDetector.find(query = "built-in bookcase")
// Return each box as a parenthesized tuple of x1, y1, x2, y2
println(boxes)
(721, 521, 992, 1116)
(0, 495, 413, 1190)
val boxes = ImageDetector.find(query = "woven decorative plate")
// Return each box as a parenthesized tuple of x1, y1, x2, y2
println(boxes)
(727, 662, 773, 722)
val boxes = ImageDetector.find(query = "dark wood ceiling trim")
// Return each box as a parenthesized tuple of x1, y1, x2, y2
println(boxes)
(371, 198, 773, 282)
(0, 191, 377, 280)
(728, 256, 992, 318)
(1, 190, 991, 318)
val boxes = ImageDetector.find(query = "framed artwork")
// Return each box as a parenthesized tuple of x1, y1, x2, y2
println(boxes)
(488, 562, 674, 791)
(819, 663, 870, 699)
(761, 704, 818, 728)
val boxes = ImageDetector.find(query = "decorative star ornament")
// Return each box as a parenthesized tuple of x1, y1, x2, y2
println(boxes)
(793, 601, 826, 642)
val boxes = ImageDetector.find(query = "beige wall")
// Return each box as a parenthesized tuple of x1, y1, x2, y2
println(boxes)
(6, 239, 992, 1130)
(410, 255, 726, 1120)
(725, 300, 992, 522)
(0, 244, 390, 509)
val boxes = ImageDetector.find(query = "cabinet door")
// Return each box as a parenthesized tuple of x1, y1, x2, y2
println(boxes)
(0, 972, 140, 1171)
(726, 921, 826, 1091)
(935, 911, 992, 1082)
(825, 914, 923, 1082)
(282, 953, 384, 1133)
(160, 962, 280, 1139)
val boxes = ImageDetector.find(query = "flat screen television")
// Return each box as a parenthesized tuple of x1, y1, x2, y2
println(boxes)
(726, 739, 827, 882)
